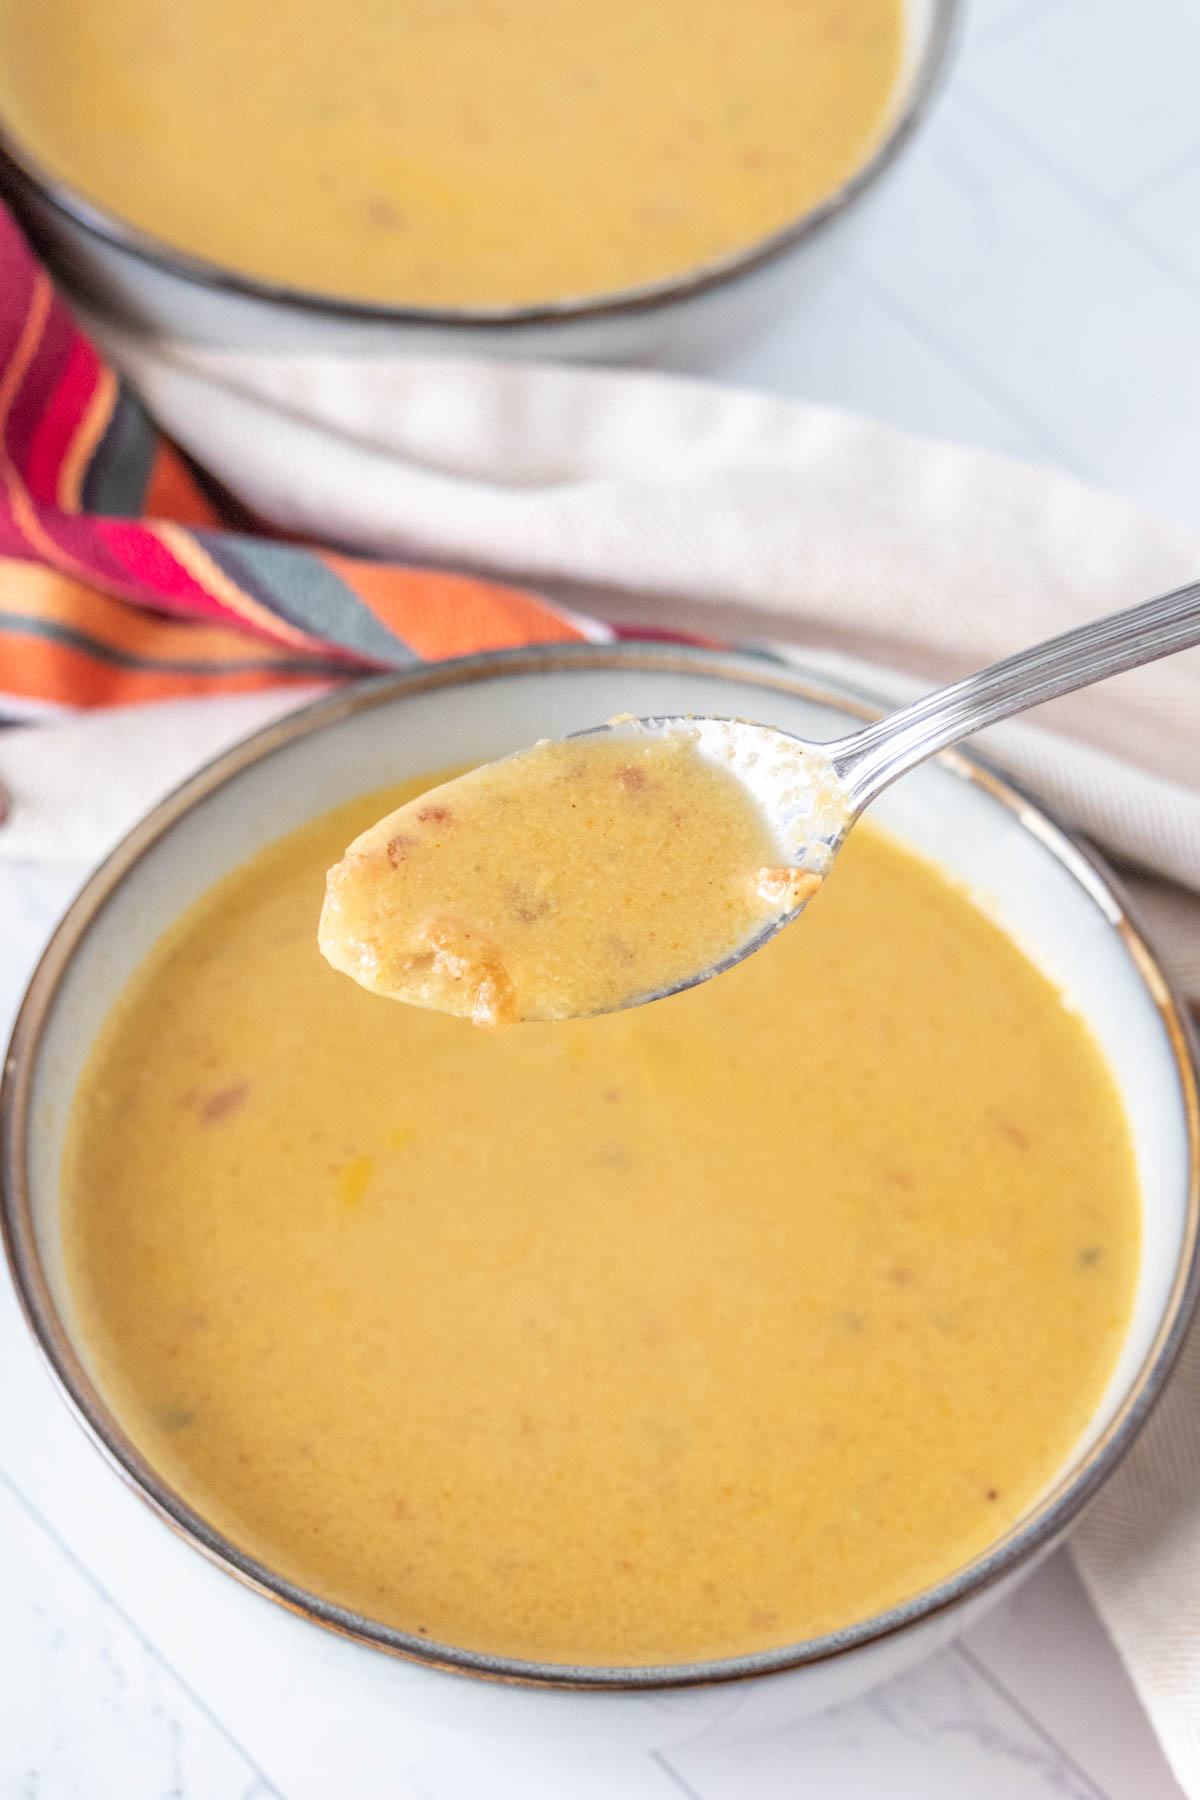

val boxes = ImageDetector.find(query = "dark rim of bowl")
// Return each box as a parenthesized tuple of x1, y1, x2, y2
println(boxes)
(2, 641, 1198, 1691)
(0, 2, 959, 328)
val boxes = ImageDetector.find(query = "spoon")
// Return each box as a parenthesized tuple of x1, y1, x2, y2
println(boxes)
(580, 576, 1200, 1003)
(323, 579, 1200, 1027)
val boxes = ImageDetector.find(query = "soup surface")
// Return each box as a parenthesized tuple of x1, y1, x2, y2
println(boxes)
(64, 776, 1140, 1667)
(0, 0, 903, 306)
(320, 732, 825, 1026)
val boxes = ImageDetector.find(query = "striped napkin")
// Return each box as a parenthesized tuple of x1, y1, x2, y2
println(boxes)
(0, 204, 596, 722)
(4, 202, 1200, 1795)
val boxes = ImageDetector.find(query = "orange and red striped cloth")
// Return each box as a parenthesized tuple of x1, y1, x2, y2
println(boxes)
(0, 203, 600, 717)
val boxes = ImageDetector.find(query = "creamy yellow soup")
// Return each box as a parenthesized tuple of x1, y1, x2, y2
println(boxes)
(63, 776, 1139, 1668)
(320, 733, 824, 1026)
(0, 0, 904, 306)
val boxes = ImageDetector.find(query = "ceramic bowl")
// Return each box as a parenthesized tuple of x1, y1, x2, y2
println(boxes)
(3, 643, 1197, 1746)
(0, 2, 957, 364)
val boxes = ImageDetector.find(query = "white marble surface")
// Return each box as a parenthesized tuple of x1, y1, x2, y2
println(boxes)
(704, 0, 1200, 541)
(5, 0, 1200, 1792)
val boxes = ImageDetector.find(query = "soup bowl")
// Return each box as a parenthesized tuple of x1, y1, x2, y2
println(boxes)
(0, 2, 956, 364)
(2, 642, 1198, 1746)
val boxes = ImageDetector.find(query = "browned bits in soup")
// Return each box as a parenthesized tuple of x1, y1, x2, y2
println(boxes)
(756, 866, 824, 908)
(385, 834, 415, 868)
(0, 0, 903, 307)
(62, 775, 1140, 1668)
(196, 1081, 249, 1124)
(319, 734, 808, 1026)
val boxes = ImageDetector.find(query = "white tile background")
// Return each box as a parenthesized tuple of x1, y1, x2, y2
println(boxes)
(705, 0, 1200, 540)
(4, 0, 1200, 1793)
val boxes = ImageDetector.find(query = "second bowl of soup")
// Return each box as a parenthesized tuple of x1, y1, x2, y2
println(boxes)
(0, 1, 957, 358)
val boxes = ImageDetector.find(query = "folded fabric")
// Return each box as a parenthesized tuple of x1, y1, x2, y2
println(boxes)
(3, 203, 1200, 1793)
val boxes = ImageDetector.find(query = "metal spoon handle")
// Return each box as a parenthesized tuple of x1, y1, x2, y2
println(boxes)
(827, 577, 1200, 812)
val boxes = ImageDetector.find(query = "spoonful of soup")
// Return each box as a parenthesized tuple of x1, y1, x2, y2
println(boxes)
(320, 578, 1200, 1026)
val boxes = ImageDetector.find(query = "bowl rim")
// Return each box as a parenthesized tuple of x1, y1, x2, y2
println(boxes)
(0, 1, 959, 329)
(3, 639, 1198, 1691)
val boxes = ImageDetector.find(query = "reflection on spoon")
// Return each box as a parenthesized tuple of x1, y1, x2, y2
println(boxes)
(320, 577, 1200, 1026)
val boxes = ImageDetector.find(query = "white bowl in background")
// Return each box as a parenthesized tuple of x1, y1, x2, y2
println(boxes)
(0, 2, 957, 365)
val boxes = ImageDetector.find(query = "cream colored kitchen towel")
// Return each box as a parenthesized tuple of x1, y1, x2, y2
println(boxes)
(2, 341, 1199, 1788)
